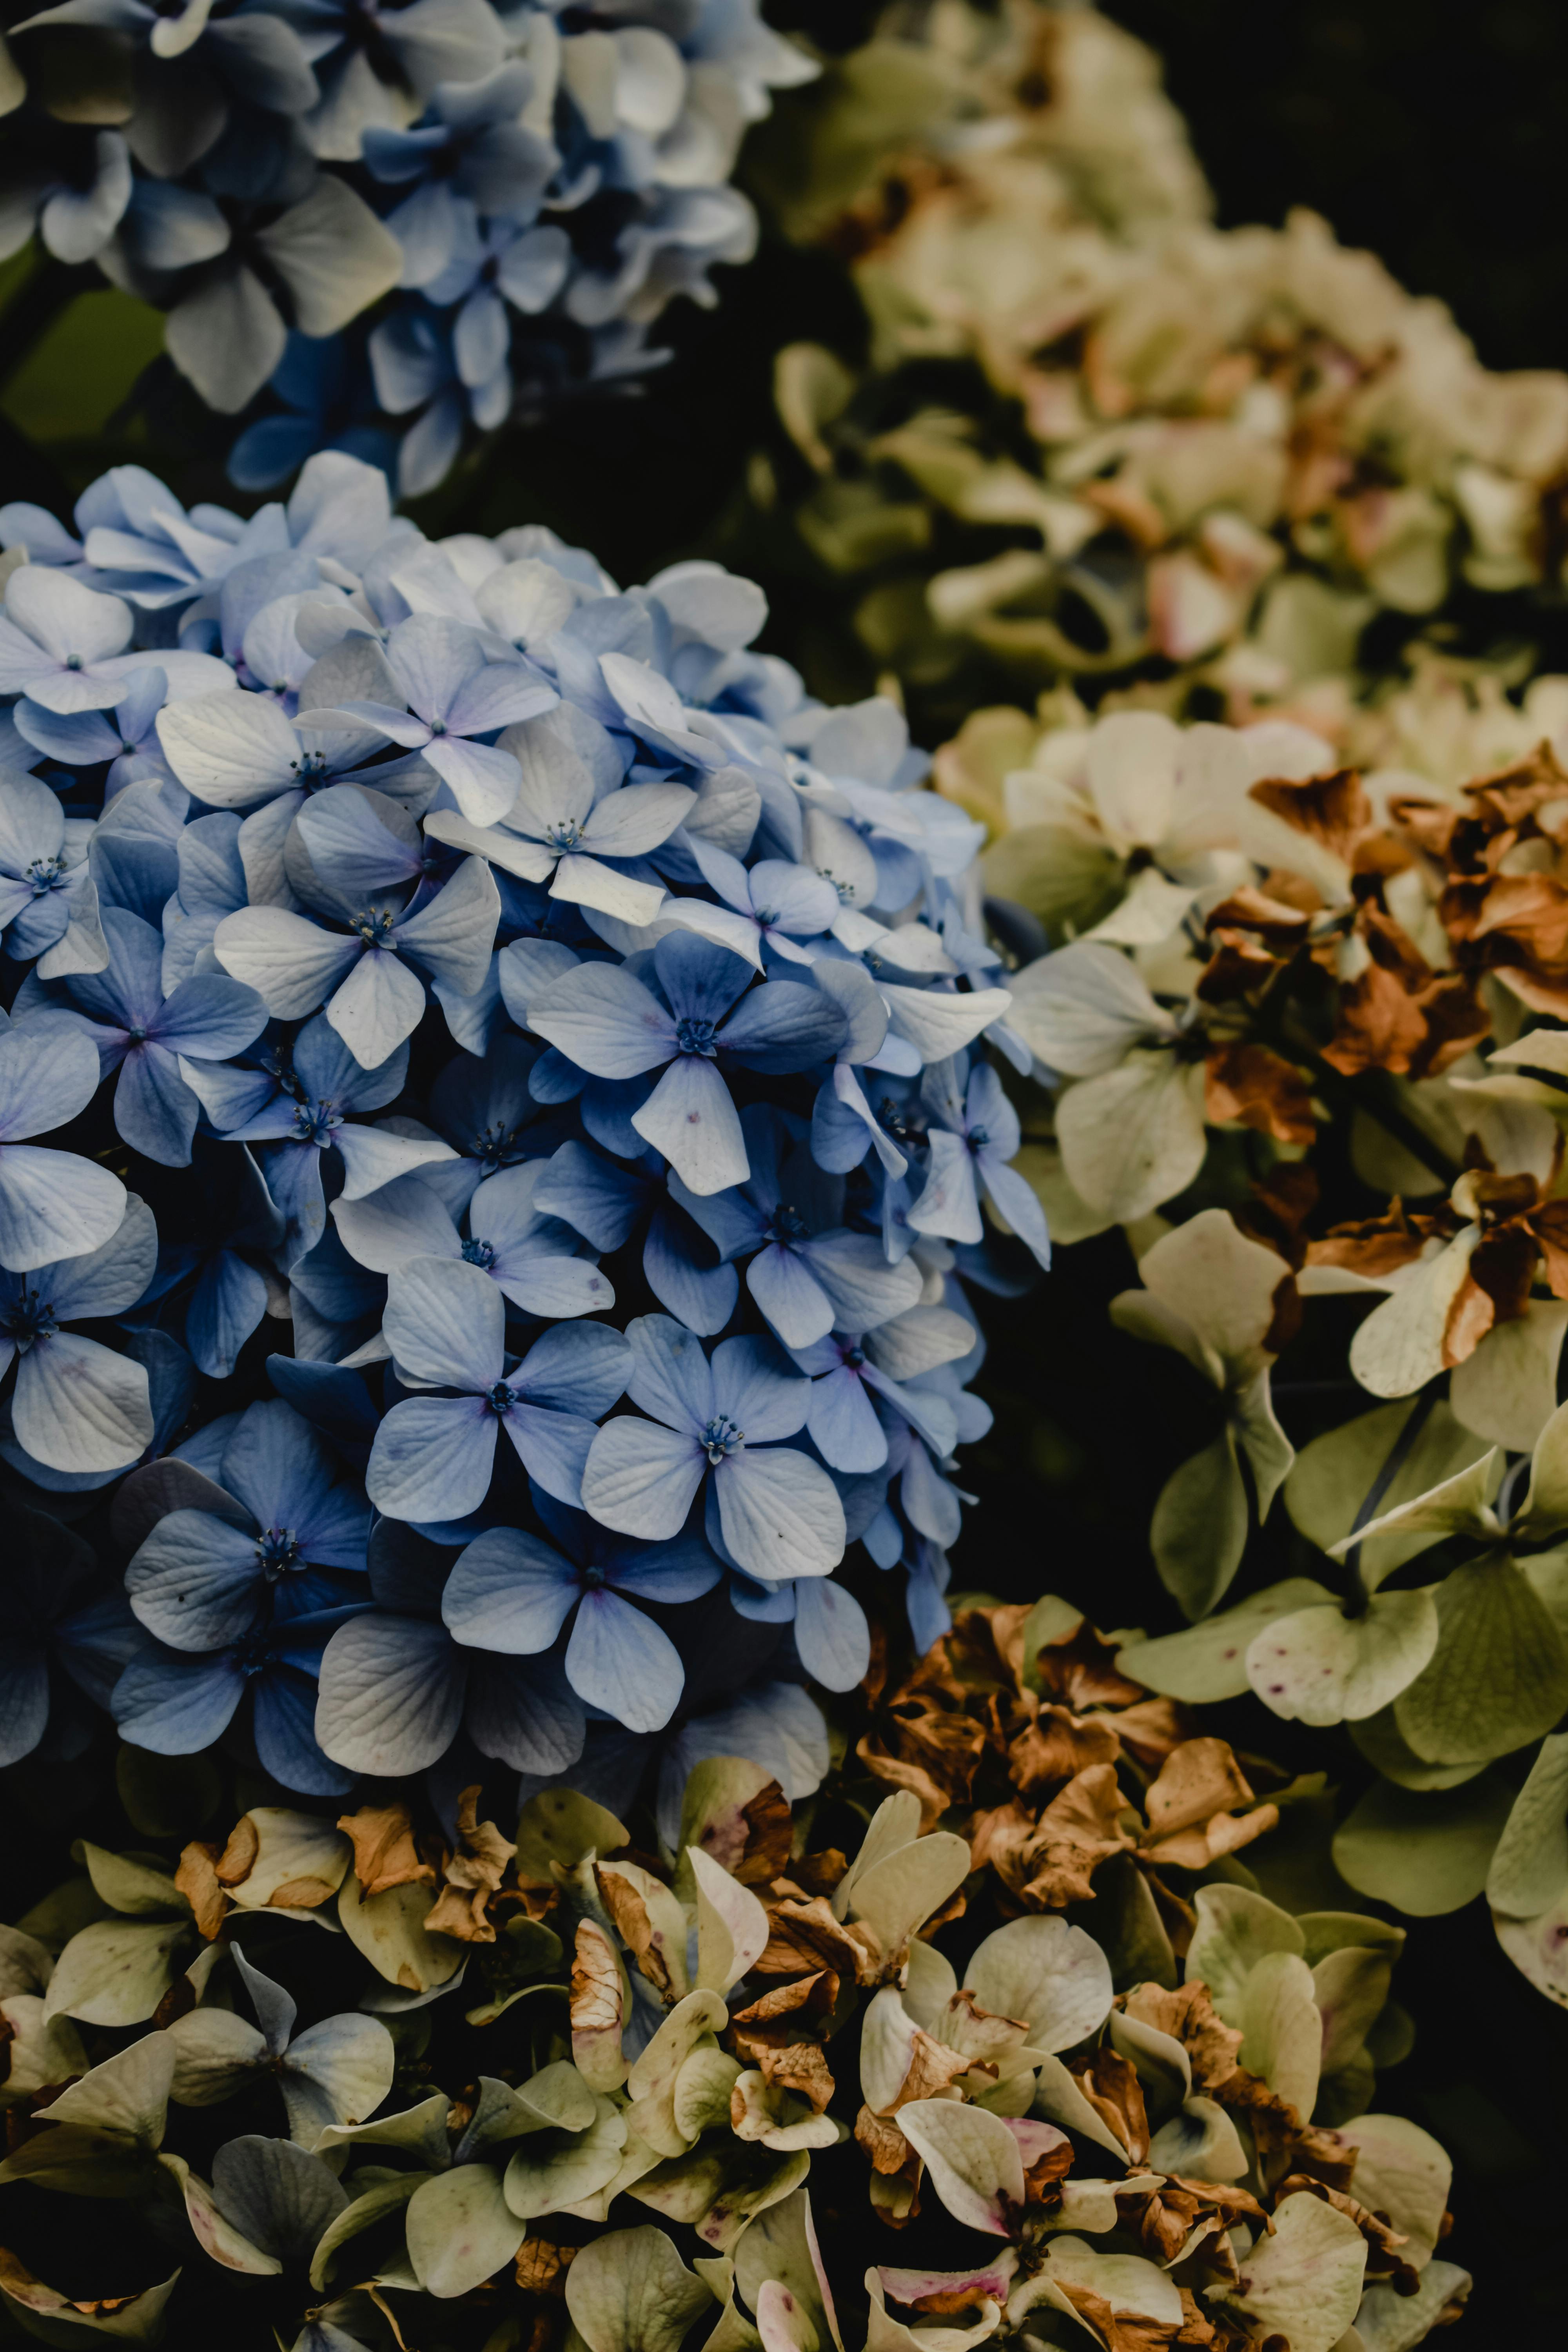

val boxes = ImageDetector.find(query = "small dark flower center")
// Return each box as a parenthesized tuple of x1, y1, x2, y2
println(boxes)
(768, 1203, 808, 1242)
(700, 1414, 744, 1464)
(472, 1120, 525, 1172)
(967, 1126, 989, 1153)
(26, 855, 65, 896)
(351, 906, 397, 946)
(64, 653, 84, 671)
(291, 1099, 342, 1149)
(1, 1289, 56, 1347)
(487, 1381, 515, 1416)
(845, 1345, 866, 1368)
(546, 820, 582, 851)
(429, 719, 447, 737)
(675, 1016, 719, 1058)
(462, 1237, 496, 1269)
(289, 750, 328, 778)
(255, 1527, 301, 1577)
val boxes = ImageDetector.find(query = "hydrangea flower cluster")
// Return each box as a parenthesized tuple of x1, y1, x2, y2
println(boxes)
(0, 446, 1045, 1807)
(0, 1659, 1466, 2352)
(0, 0, 817, 495)
(926, 688, 1568, 2012)
(757, 0, 1568, 750)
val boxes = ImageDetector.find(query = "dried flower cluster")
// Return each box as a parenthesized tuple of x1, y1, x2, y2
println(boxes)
(931, 686, 1568, 2011)
(0, 1715, 1465, 2351)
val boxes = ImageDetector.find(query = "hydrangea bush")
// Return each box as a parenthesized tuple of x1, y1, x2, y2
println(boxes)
(0, 1600, 1467, 2351)
(0, 1, 818, 495)
(748, 0, 1568, 752)
(937, 691, 1568, 2013)
(0, 444, 1047, 1811)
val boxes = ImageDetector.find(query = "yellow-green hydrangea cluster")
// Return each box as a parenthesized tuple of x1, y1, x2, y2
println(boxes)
(0, 1752, 1464, 2352)
(751, 0, 1568, 757)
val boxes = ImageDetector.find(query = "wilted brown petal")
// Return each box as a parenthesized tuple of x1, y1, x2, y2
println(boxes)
(175, 1843, 230, 1941)
(1249, 767, 1372, 862)
(1205, 1041, 1316, 1147)
(337, 1802, 436, 1898)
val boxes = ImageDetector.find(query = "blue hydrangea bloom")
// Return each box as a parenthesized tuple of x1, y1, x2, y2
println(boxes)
(0, 452, 1045, 1813)
(0, 4, 820, 494)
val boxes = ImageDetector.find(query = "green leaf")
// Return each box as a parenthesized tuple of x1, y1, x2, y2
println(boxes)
(1245, 1592, 1439, 1726)
(42, 1920, 189, 2027)
(1393, 1552, 1568, 1763)
(1214, 2190, 1367, 2352)
(1150, 1430, 1249, 1621)
(1116, 1579, 1334, 1701)
(1486, 1732, 1568, 1916)
(113, 1749, 221, 1842)
(1294, 1913, 1406, 1966)
(565, 2226, 714, 2352)
(1, 290, 163, 448)
(1333, 1776, 1512, 1916)
(1349, 1705, 1488, 1791)
(1287, 1400, 1492, 1585)
(407, 2163, 523, 2299)
(1079, 1853, 1177, 1991)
